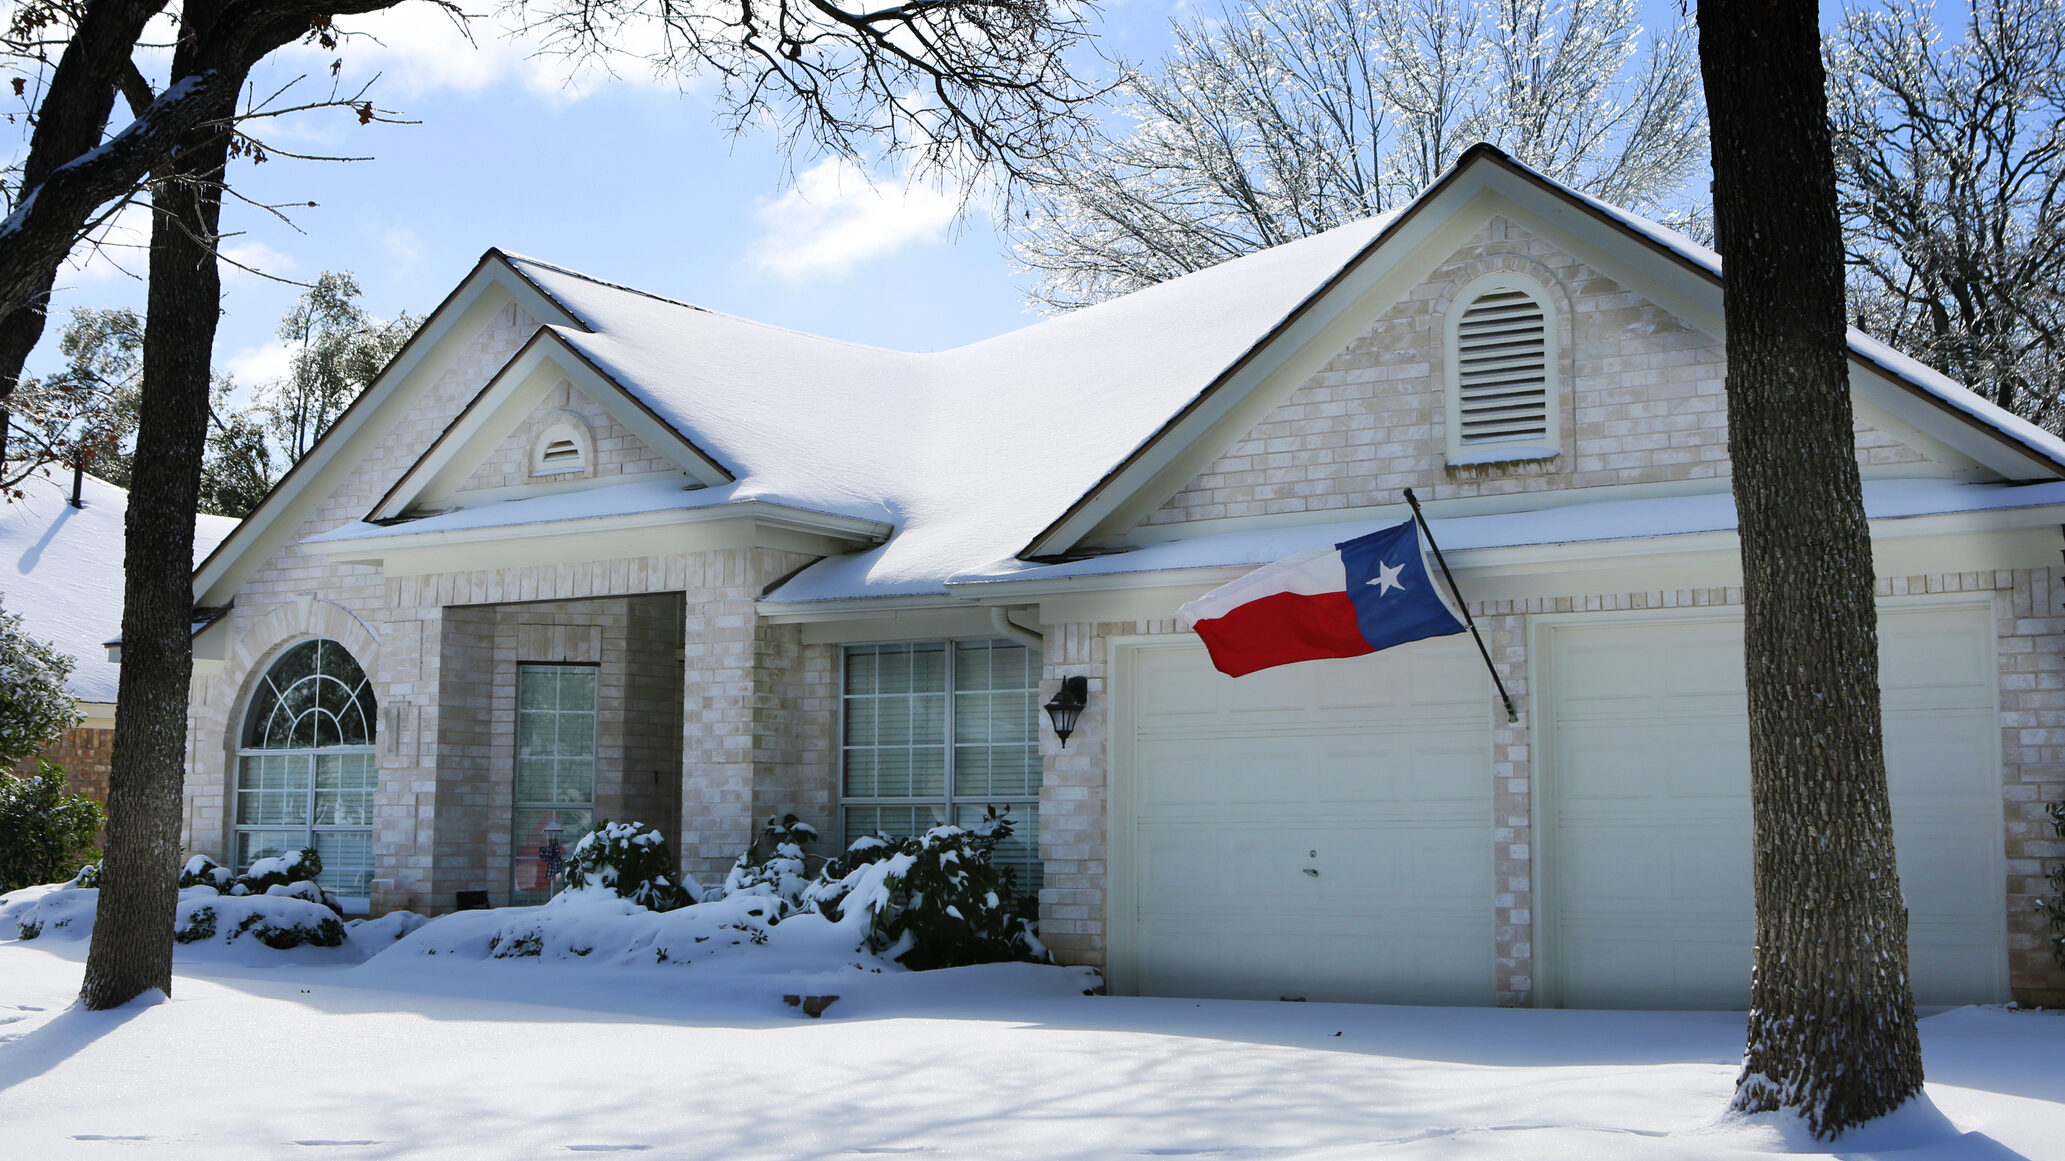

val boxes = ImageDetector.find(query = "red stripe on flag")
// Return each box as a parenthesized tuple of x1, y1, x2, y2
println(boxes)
(1191, 590, 1372, 677)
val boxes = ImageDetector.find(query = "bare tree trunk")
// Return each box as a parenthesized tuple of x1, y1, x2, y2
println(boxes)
(80, 0, 235, 1010)
(1697, 0, 1924, 1138)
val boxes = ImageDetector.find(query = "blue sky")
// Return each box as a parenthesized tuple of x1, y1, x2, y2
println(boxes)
(32, 0, 1713, 392)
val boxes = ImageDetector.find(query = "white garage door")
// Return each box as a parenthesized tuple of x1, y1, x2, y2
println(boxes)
(1542, 602, 2006, 1009)
(1113, 637, 1494, 1003)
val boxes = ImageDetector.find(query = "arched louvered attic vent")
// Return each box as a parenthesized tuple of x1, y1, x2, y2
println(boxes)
(530, 418, 592, 478)
(1446, 278, 1559, 464)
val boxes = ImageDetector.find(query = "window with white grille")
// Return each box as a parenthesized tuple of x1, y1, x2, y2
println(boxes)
(1445, 276, 1559, 464)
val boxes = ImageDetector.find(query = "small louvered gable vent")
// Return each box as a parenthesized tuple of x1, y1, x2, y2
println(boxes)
(541, 438, 581, 465)
(1454, 288, 1549, 445)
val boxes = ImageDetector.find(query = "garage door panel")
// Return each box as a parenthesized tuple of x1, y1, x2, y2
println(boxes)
(1892, 832, 2001, 910)
(1558, 920, 1753, 1010)
(1911, 916, 2011, 1005)
(1138, 920, 1494, 1005)
(1555, 721, 1748, 804)
(1886, 710, 1998, 797)
(1123, 639, 1495, 1004)
(1548, 606, 2005, 1009)
(1881, 614, 1994, 694)
(1316, 731, 1487, 805)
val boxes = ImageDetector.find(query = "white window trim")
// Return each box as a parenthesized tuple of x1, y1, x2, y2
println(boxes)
(233, 638, 377, 914)
(1444, 272, 1561, 466)
(837, 638, 1043, 891)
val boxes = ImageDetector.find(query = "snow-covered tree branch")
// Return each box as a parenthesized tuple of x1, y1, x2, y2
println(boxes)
(1827, 0, 2065, 430)
(1011, 0, 1708, 311)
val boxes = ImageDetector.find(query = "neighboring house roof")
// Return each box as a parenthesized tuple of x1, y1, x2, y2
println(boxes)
(1, 471, 239, 702)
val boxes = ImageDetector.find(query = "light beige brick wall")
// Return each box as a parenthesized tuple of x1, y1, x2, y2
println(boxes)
(456, 380, 677, 494)
(1996, 568, 2065, 1006)
(673, 547, 823, 883)
(1044, 570, 2065, 1006)
(183, 292, 838, 912)
(622, 595, 687, 839)
(1036, 621, 1119, 967)
(1146, 218, 1926, 527)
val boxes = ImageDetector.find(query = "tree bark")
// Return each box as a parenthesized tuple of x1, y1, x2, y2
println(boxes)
(1697, 0, 1924, 1138)
(79, 0, 236, 1010)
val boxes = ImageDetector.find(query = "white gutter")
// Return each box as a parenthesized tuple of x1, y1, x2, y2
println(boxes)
(989, 607, 1045, 650)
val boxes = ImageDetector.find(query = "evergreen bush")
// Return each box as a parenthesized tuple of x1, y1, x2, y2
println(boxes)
(2040, 799, 2065, 970)
(0, 764, 105, 892)
(559, 820, 695, 912)
(721, 813, 820, 917)
(808, 806, 1043, 971)
(0, 596, 83, 765)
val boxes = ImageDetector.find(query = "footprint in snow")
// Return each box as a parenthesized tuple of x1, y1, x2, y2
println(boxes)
(294, 1141, 382, 1147)
(70, 1135, 156, 1141)
(563, 1147, 653, 1153)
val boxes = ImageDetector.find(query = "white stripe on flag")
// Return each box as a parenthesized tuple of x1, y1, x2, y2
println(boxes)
(1177, 544, 1348, 627)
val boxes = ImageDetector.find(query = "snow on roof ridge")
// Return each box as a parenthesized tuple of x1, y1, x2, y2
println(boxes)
(499, 250, 915, 356)
(940, 213, 1403, 358)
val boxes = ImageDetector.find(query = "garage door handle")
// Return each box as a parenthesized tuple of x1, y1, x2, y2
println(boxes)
(1302, 867, 1320, 878)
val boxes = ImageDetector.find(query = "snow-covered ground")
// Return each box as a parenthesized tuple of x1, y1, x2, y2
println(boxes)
(1, 938, 2059, 1160)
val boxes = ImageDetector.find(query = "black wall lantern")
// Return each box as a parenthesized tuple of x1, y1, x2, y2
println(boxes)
(1044, 675, 1090, 747)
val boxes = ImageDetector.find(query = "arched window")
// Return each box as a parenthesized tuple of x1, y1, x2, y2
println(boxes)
(1445, 275, 1560, 464)
(236, 639, 376, 910)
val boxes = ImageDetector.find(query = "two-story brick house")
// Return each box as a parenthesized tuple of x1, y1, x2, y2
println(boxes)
(178, 144, 2065, 1008)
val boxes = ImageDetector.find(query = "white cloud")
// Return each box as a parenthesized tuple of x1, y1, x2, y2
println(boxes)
(748, 159, 962, 284)
(218, 241, 300, 284)
(265, 5, 683, 103)
(221, 342, 294, 388)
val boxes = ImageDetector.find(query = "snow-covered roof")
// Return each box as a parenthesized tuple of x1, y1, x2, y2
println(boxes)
(291, 145, 2065, 610)
(492, 216, 1398, 601)
(1, 471, 239, 702)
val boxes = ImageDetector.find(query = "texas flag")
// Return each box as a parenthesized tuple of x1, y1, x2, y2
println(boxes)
(1177, 518, 1469, 678)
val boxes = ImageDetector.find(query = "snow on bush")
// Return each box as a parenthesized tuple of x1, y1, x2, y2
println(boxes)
(397, 809, 1045, 973)
(808, 809, 1044, 971)
(0, 878, 426, 960)
(560, 820, 697, 911)
(719, 813, 820, 916)
(1, 881, 345, 949)
(392, 889, 875, 970)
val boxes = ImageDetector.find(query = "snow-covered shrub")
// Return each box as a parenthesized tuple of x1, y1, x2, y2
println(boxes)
(347, 910, 429, 947)
(0, 764, 104, 892)
(178, 854, 235, 892)
(808, 807, 1044, 971)
(237, 848, 323, 896)
(559, 820, 696, 912)
(180, 848, 342, 916)
(721, 813, 820, 917)
(173, 890, 340, 948)
(71, 861, 99, 888)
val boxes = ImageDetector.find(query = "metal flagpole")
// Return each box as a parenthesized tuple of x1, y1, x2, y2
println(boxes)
(1402, 487, 1518, 724)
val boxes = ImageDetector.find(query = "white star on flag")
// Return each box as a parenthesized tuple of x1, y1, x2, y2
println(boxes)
(1368, 559, 1406, 596)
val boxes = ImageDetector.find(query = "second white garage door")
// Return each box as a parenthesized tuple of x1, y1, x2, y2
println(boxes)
(1110, 636, 1495, 1004)
(1539, 601, 2007, 1009)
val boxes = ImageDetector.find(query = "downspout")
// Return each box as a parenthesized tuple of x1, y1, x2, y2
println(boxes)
(989, 606, 1044, 651)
